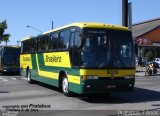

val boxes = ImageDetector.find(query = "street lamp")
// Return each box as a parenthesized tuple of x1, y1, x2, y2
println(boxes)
(26, 25, 43, 33)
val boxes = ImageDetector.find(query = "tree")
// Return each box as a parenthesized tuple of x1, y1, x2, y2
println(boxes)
(0, 20, 10, 44)
(145, 51, 154, 61)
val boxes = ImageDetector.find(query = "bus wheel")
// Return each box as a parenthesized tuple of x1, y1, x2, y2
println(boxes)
(62, 76, 70, 96)
(27, 69, 33, 84)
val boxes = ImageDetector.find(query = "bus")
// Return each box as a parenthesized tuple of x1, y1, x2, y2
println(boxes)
(20, 22, 135, 96)
(0, 46, 20, 73)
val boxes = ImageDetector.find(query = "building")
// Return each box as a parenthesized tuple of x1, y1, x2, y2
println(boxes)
(132, 18, 160, 60)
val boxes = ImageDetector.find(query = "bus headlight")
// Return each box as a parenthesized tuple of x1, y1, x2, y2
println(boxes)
(82, 75, 99, 80)
(92, 76, 99, 79)
(125, 75, 134, 79)
(87, 76, 99, 80)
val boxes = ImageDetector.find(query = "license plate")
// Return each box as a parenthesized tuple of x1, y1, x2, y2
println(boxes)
(107, 85, 116, 88)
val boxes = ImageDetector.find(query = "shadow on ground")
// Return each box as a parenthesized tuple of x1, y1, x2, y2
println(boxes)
(0, 72, 20, 76)
(77, 87, 160, 104)
(35, 81, 160, 104)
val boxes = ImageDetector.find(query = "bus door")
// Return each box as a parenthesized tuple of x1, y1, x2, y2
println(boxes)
(70, 28, 81, 67)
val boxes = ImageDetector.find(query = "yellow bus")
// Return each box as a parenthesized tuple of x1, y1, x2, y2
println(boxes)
(20, 22, 135, 96)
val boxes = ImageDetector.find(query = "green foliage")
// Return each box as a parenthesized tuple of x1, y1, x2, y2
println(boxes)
(0, 20, 10, 43)
(145, 51, 154, 61)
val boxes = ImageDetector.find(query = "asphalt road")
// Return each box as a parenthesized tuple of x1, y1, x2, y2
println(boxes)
(0, 73, 160, 116)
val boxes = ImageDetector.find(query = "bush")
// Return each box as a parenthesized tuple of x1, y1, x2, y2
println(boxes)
(145, 51, 154, 61)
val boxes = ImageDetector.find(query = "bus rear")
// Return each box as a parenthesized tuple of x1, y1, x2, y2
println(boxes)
(0, 46, 20, 73)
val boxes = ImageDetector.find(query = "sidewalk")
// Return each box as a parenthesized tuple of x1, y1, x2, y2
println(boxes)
(136, 66, 160, 77)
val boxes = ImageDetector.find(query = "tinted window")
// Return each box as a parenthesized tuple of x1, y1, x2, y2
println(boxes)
(81, 29, 134, 68)
(49, 32, 58, 50)
(74, 31, 80, 47)
(30, 39, 35, 52)
(59, 31, 65, 48)
(3, 47, 20, 66)
(59, 29, 70, 49)
(22, 40, 30, 53)
(70, 31, 80, 48)
(34, 38, 39, 52)
(37, 37, 42, 52)
(70, 30, 80, 67)
(40, 35, 49, 51)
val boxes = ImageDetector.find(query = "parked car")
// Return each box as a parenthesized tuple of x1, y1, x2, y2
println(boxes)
(153, 58, 160, 67)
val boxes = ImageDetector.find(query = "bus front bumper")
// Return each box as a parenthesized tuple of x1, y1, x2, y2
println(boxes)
(80, 78, 135, 94)
(3, 67, 20, 73)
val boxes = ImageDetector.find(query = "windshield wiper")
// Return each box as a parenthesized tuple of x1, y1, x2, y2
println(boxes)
(98, 60, 108, 69)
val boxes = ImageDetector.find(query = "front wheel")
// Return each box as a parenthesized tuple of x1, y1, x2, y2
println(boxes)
(62, 76, 71, 96)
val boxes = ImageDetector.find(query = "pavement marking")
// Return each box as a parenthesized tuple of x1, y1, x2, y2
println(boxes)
(0, 77, 27, 82)
(11, 78, 17, 80)
(21, 78, 27, 80)
(3, 79, 8, 82)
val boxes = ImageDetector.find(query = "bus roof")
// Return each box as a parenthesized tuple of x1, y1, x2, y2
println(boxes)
(21, 22, 129, 41)
(43, 22, 129, 35)
(21, 36, 34, 41)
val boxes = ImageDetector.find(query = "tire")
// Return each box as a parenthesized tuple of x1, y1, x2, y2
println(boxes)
(61, 76, 71, 96)
(27, 69, 33, 84)
(145, 71, 149, 77)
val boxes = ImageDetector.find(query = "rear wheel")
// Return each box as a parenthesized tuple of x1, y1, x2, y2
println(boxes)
(62, 76, 71, 96)
(27, 69, 33, 84)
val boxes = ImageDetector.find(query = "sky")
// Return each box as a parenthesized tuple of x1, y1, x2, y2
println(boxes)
(0, 0, 160, 45)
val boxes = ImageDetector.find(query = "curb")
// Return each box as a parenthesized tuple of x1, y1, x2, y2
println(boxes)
(136, 73, 160, 78)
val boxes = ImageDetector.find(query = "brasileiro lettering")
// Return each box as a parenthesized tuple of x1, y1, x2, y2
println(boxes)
(45, 55, 61, 63)
(23, 56, 30, 61)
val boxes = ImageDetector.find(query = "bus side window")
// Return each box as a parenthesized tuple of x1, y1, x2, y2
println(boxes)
(70, 31, 80, 48)
(70, 30, 80, 67)
(23, 40, 30, 53)
(70, 32, 74, 48)
(34, 38, 39, 52)
(21, 42, 24, 53)
(44, 35, 49, 51)
(59, 31, 65, 49)
(50, 32, 58, 50)
(30, 39, 35, 53)
(41, 35, 49, 52)
(64, 29, 70, 49)
(37, 37, 41, 52)
(74, 31, 80, 47)
(58, 29, 70, 49)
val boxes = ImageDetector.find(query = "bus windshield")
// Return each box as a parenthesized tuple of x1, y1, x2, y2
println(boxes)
(3, 47, 20, 66)
(80, 29, 135, 68)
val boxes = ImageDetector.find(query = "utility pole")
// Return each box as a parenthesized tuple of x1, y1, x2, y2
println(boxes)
(128, 2, 132, 30)
(122, 0, 128, 27)
(52, 21, 54, 29)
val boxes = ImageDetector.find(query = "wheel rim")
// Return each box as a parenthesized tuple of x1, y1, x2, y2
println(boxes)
(27, 71, 30, 82)
(62, 77, 68, 93)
